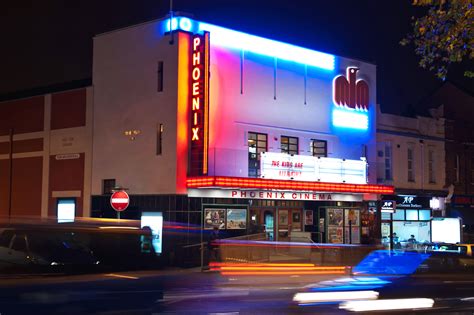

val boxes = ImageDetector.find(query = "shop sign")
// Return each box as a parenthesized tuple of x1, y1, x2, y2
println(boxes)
(188, 188, 363, 202)
(189, 32, 210, 176)
(392, 195, 430, 209)
(260, 152, 367, 184)
(452, 195, 474, 208)
(380, 200, 396, 213)
(55, 153, 80, 160)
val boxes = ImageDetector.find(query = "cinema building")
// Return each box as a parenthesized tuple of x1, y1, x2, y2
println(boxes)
(89, 15, 392, 244)
(0, 15, 393, 245)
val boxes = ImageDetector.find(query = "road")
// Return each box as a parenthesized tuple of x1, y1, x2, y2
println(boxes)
(0, 269, 337, 315)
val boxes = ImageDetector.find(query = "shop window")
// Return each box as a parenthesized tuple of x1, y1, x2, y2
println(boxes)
(311, 139, 327, 157)
(248, 132, 267, 177)
(102, 179, 116, 195)
(157, 61, 164, 92)
(407, 144, 415, 182)
(428, 148, 436, 183)
(281, 136, 298, 155)
(406, 210, 418, 221)
(419, 210, 431, 221)
(392, 209, 405, 220)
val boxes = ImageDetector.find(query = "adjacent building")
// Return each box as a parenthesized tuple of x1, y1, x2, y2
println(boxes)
(376, 104, 447, 246)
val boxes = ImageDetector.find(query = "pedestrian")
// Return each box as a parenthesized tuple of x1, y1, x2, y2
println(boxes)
(407, 234, 417, 250)
(208, 226, 221, 263)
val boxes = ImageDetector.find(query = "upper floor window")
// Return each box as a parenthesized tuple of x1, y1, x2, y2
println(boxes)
(248, 132, 267, 177)
(281, 136, 298, 155)
(157, 61, 164, 92)
(102, 179, 116, 195)
(311, 139, 327, 157)
(407, 144, 415, 182)
(428, 147, 436, 183)
(377, 142, 392, 182)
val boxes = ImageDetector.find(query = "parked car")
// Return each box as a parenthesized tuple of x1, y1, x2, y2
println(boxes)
(0, 228, 99, 272)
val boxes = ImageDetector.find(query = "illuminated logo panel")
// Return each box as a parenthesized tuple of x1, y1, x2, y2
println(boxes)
(332, 67, 370, 130)
(189, 32, 210, 176)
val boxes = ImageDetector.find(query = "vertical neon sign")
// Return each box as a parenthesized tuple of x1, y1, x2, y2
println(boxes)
(189, 32, 210, 175)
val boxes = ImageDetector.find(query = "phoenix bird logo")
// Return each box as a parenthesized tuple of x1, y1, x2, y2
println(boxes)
(333, 67, 369, 111)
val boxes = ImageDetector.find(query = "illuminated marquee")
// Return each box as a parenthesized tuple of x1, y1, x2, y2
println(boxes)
(260, 152, 367, 184)
(189, 32, 210, 175)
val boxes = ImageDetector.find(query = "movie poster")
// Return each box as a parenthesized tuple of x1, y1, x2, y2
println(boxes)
(345, 208, 360, 226)
(304, 210, 313, 225)
(226, 209, 247, 229)
(327, 208, 343, 226)
(204, 208, 226, 229)
(279, 210, 289, 225)
(328, 227, 343, 244)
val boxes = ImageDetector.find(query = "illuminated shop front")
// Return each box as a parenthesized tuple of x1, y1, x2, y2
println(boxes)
(381, 195, 441, 248)
(90, 15, 393, 245)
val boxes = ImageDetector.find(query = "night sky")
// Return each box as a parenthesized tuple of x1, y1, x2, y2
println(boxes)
(1, 0, 472, 114)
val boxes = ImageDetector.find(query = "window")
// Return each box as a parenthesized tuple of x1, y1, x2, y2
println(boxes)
(281, 136, 298, 155)
(102, 179, 116, 195)
(407, 144, 415, 182)
(419, 210, 431, 221)
(377, 142, 392, 182)
(471, 156, 474, 184)
(311, 139, 327, 157)
(406, 210, 419, 221)
(248, 132, 267, 177)
(11, 235, 27, 252)
(428, 148, 436, 183)
(157, 61, 164, 92)
(393, 210, 405, 220)
(157, 124, 163, 155)
(454, 154, 460, 183)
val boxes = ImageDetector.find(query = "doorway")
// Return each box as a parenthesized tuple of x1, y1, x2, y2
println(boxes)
(264, 211, 274, 241)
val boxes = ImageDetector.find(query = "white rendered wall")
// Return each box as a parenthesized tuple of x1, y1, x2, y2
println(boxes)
(92, 21, 181, 195)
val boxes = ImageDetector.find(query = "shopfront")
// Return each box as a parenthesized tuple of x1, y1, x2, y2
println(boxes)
(381, 195, 433, 249)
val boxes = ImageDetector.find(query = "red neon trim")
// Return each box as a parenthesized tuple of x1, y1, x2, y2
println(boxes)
(186, 176, 394, 194)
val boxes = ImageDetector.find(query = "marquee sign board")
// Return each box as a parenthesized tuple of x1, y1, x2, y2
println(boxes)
(260, 152, 367, 184)
(188, 188, 363, 202)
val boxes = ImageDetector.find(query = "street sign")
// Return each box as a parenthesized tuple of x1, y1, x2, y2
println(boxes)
(110, 190, 129, 211)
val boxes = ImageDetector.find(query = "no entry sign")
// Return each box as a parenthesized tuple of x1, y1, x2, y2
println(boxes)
(110, 190, 129, 212)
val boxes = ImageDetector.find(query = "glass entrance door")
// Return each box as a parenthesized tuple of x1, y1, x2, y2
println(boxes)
(264, 211, 274, 241)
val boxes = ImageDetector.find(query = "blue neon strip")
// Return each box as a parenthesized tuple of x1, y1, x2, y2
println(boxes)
(332, 108, 369, 130)
(163, 17, 335, 71)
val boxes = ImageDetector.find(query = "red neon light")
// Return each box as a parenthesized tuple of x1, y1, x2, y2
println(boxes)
(186, 176, 394, 194)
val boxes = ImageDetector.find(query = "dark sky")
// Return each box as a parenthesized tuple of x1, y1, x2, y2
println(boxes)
(1, 0, 472, 114)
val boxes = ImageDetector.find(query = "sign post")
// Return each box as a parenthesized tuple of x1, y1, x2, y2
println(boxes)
(110, 190, 129, 219)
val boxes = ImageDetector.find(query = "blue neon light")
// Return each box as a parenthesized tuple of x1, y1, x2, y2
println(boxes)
(163, 17, 335, 71)
(332, 108, 369, 130)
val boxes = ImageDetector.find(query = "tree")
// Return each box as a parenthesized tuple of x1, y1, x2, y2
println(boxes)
(400, 0, 473, 80)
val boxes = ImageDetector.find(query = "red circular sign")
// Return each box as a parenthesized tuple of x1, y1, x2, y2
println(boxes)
(110, 190, 129, 212)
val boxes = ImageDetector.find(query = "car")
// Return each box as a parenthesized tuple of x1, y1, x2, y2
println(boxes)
(0, 228, 99, 272)
(292, 249, 474, 313)
(456, 243, 474, 256)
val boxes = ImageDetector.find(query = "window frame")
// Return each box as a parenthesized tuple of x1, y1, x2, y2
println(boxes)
(102, 179, 116, 195)
(311, 139, 327, 158)
(281, 135, 299, 155)
(248, 132, 267, 177)
(407, 144, 415, 182)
